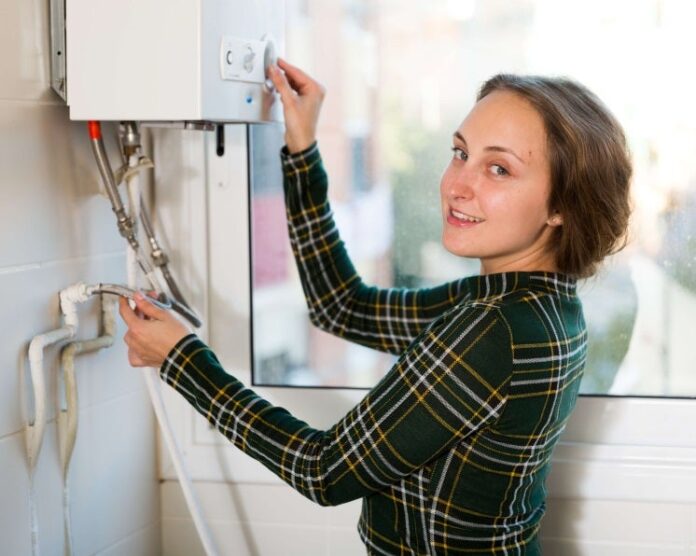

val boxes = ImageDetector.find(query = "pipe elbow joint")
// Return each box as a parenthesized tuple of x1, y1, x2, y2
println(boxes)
(28, 335, 47, 365)
(60, 283, 90, 328)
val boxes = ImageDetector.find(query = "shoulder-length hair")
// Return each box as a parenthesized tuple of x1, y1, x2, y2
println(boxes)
(478, 74, 633, 278)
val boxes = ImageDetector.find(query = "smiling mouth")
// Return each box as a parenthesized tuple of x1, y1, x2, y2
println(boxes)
(449, 208, 485, 223)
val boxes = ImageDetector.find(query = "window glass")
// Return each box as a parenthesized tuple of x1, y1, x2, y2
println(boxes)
(250, 0, 696, 396)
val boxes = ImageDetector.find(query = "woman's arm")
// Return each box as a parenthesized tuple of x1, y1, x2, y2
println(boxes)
(159, 303, 511, 506)
(268, 60, 470, 354)
(283, 142, 468, 355)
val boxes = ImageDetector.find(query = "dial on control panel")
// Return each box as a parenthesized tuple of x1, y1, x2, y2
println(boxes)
(220, 36, 276, 84)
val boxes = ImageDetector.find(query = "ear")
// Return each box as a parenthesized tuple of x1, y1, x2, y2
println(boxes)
(547, 212, 563, 227)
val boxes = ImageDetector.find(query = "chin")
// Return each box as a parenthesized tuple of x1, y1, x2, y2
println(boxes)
(441, 233, 477, 259)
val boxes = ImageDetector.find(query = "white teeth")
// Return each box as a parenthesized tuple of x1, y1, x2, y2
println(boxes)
(451, 209, 483, 223)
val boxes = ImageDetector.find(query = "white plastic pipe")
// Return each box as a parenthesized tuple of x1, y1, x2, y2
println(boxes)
(125, 154, 218, 556)
(58, 293, 116, 556)
(25, 285, 88, 556)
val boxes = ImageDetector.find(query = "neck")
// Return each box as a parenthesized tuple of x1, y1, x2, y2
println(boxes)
(479, 245, 558, 275)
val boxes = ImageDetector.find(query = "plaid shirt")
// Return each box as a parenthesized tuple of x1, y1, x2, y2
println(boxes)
(161, 143, 587, 555)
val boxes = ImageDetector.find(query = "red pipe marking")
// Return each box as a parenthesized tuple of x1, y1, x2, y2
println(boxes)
(87, 120, 102, 140)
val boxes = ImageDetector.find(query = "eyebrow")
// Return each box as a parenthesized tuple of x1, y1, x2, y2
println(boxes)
(453, 131, 526, 164)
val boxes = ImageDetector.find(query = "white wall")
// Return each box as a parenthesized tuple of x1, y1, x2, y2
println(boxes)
(0, 1, 160, 554)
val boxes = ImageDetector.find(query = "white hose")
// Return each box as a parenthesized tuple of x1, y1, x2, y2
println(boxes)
(125, 154, 218, 556)
(27, 327, 74, 556)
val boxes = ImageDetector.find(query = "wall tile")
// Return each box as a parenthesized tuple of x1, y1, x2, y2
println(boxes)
(162, 481, 367, 555)
(0, 431, 35, 556)
(162, 480, 328, 527)
(541, 539, 689, 556)
(328, 527, 365, 556)
(162, 517, 329, 556)
(96, 522, 162, 556)
(540, 498, 691, 546)
(0, 101, 127, 269)
(327, 499, 361, 527)
(68, 389, 159, 555)
(32, 426, 65, 556)
(248, 522, 328, 556)
(162, 517, 207, 556)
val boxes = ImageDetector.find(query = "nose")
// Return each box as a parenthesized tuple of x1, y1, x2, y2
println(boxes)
(442, 162, 476, 201)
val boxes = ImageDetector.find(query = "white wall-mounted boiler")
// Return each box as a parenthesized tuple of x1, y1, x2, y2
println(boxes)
(57, 0, 284, 123)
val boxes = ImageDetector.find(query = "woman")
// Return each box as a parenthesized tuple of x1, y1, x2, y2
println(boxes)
(120, 59, 632, 554)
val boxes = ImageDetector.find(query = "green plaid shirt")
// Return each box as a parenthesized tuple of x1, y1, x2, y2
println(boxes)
(161, 143, 587, 555)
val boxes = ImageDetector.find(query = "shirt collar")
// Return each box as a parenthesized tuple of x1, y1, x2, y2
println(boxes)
(463, 271, 578, 302)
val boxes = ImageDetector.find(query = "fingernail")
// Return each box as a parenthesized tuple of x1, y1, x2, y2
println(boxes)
(134, 291, 144, 301)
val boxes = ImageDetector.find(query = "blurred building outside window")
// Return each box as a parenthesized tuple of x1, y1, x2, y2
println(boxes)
(250, 0, 696, 397)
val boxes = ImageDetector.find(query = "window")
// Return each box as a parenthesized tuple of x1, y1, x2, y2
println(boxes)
(250, 0, 696, 397)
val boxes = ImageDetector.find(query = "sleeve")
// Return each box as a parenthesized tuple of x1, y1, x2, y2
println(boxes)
(281, 142, 468, 356)
(160, 304, 512, 507)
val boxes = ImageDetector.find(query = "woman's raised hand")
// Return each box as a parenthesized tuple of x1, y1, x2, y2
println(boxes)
(268, 58, 325, 154)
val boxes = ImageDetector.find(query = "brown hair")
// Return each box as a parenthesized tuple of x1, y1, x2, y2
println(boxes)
(478, 74, 632, 278)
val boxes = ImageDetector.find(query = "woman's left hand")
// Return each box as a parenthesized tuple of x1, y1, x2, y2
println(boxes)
(119, 292, 192, 368)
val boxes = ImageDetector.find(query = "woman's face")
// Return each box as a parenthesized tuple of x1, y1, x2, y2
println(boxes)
(440, 90, 562, 274)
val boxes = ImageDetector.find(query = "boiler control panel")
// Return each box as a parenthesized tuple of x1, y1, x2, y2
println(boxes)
(220, 37, 275, 84)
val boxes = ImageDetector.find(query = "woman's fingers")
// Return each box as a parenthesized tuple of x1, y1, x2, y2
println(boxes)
(276, 58, 315, 94)
(269, 59, 325, 154)
(119, 293, 166, 326)
(275, 58, 325, 100)
(123, 331, 145, 366)
(133, 292, 167, 321)
(119, 297, 140, 326)
(269, 65, 296, 104)
(128, 352, 145, 367)
(118, 292, 192, 369)
(127, 346, 147, 367)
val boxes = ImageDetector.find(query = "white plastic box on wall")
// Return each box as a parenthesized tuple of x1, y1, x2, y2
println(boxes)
(64, 0, 284, 123)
